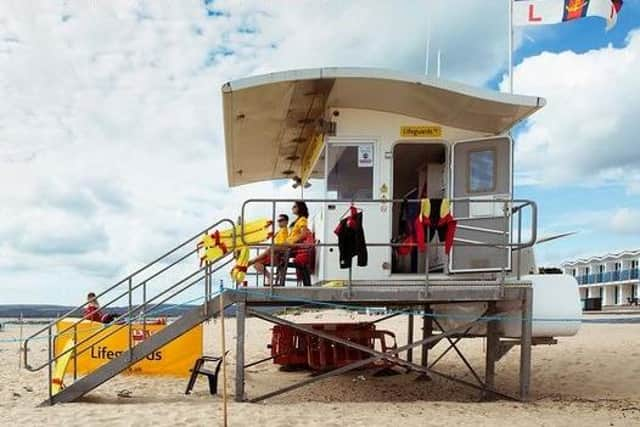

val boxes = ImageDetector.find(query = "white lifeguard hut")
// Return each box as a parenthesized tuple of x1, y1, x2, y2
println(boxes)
(26, 67, 582, 406)
(223, 67, 544, 280)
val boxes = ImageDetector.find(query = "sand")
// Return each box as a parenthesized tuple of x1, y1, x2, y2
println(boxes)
(1, 311, 639, 426)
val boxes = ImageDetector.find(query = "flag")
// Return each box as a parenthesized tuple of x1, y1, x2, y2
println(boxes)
(513, 0, 623, 30)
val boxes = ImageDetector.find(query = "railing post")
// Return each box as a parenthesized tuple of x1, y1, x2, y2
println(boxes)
(517, 205, 523, 280)
(270, 200, 276, 293)
(73, 324, 78, 381)
(204, 262, 210, 317)
(142, 281, 147, 334)
(128, 277, 133, 362)
(501, 200, 509, 295)
(424, 226, 430, 296)
(48, 326, 53, 404)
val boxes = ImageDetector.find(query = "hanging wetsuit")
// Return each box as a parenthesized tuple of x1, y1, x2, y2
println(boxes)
(397, 188, 420, 270)
(415, 198, 457, 255)
(334, 207, 368, 269)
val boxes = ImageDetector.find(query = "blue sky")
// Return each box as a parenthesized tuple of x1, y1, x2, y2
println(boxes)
(0, 0, 639, 304)
(509, 0, 640, 265)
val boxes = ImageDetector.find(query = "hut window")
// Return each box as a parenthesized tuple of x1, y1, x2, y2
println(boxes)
(468, 150, 496, 193)
(327, 145, 373, 199)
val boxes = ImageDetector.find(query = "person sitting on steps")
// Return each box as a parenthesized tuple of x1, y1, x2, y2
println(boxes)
(83, 292, 103, 322)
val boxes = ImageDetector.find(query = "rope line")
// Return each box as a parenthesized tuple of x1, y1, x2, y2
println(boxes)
(5, 285, 635, 343)
(226, 287, 585, 323)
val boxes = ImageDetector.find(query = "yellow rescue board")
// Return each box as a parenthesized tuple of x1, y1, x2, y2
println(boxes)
(52, 339, 75, 394)
(230, 246, 251, 284)
(218, 218, 273, 247)
(199, 218, 273, 264)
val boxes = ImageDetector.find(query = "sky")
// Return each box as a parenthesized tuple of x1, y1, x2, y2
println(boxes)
(1, 0, 639, 304)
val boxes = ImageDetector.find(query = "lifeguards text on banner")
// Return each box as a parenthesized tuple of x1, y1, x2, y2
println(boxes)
(55, 319, 203, 377)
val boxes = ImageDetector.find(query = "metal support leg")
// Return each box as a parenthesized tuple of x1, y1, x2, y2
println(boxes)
(407, 313, 414, 363)
(420, 304, 432, 379)
(519, 287, 533, 401)
(235, 302, 246, 402)
(484, 301, 499, 400)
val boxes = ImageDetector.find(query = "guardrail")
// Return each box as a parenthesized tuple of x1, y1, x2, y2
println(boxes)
(576, 269, 640, 285)
(240, 197, 538, 292)
(23, 218, 236, 380)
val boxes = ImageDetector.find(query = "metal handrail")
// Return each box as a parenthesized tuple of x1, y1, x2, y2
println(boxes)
(24, 217, 236, 372)
(240, 198, 537, 249)
(43, 253, 235, 372)
(240, 197, 537, 293)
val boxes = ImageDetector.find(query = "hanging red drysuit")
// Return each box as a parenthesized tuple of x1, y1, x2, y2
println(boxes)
(414, 198, 457, 255)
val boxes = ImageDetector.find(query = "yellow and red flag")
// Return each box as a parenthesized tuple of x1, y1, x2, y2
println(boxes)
(513, 0, 623, 30)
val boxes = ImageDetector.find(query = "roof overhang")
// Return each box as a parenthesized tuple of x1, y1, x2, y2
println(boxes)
(222, 67, 545, 187)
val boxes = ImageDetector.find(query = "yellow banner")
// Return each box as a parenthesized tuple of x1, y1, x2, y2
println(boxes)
(55, 318, 202, 377)
(400, 125, 442, 138)
(300, 133, 324, 184)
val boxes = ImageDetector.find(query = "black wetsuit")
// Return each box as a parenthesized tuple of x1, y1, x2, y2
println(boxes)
(335, 211, 368, 269)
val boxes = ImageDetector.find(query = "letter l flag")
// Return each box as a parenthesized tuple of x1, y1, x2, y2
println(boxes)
(512, 0, 623, 30)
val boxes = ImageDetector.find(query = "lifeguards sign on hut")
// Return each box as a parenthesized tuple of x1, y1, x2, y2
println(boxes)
(54, 319, 202, 377)
(400, 125, 442, 138)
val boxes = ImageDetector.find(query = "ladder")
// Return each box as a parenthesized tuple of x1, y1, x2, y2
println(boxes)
(23, 218, 237, 406)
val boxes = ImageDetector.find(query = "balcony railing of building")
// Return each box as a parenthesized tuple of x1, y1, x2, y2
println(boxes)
(575, 269, 640, 285)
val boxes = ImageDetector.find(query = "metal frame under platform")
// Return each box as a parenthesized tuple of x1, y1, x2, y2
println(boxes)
(230, 282, 534, 403)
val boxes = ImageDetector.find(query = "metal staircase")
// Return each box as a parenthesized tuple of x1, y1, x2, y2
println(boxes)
(45, 293, 232, 405)
(23, 218, 238, 406)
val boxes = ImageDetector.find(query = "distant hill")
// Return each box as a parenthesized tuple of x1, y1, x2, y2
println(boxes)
(0, 303, 285, 321)
(0, 304, 202, 319)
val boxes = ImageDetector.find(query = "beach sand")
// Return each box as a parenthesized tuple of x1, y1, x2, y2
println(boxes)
(1, 311, 639, 426)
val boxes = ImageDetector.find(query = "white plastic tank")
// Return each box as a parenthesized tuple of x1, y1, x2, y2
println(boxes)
(432, 274, 582, 338)
(498, 274, 582, 338)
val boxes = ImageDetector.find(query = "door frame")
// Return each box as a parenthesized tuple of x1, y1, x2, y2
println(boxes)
(389, 140, 449, 277)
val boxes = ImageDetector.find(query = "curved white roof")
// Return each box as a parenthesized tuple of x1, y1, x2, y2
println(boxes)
(561, 250, 640, 266)
(222, 67, 546, 187)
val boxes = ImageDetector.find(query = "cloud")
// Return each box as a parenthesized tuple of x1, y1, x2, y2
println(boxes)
(610, 208, 640, 234)
(544, 206, 640, 236)
(504, 30, 640, 193)
(0, 0, 519, 303)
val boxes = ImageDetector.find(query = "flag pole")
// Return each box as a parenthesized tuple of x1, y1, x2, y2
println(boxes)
(425, 4, 433, 75)
(508, 0, 514, 93)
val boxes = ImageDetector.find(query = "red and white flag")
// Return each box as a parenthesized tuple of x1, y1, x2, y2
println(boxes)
(513, 0, 624, 30)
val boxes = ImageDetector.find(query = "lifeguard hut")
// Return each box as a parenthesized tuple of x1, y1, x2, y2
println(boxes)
(24, 68, 581, 405)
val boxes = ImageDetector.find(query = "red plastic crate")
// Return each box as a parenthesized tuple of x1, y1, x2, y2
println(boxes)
(270, 322, 397, 371)
(271, 324, 308, 367)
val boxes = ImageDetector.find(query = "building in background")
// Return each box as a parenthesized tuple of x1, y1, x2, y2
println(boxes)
(562, 251, 640, 311)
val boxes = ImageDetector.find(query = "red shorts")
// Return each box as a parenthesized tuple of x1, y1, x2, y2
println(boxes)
(262, 252, 283, 266)
(292, 249, 310, 266)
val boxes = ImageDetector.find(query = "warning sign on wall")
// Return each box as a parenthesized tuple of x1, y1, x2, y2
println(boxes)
(358, 145, 373, 167)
